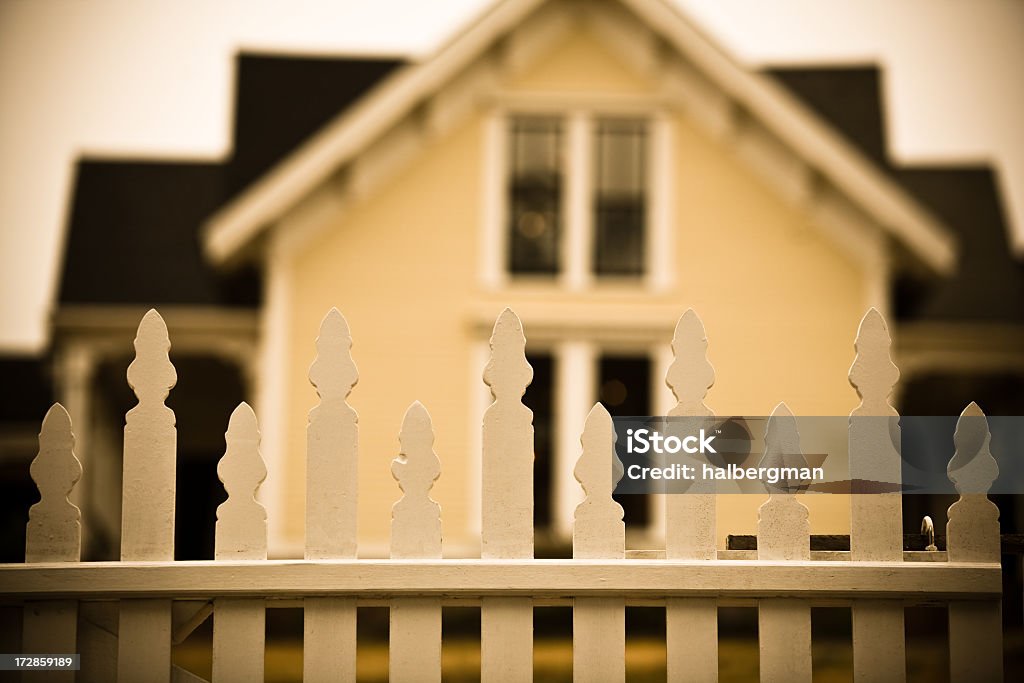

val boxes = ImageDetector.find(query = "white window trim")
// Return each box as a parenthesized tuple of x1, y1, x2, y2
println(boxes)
(564, 111, 593, 290)
(481, 101, 674, 292)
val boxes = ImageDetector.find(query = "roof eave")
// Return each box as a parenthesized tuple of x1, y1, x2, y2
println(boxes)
(202, 0, 958, 276)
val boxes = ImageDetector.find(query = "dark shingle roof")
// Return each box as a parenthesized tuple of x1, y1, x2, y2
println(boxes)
(60, 54, 405, 307)
(770, 67, 1024, 323)
(59, 57, 1021, 322)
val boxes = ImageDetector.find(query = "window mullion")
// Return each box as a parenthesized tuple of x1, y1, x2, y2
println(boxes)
(563, 111, 593, 289)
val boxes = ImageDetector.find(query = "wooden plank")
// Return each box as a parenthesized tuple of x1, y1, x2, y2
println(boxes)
(389, 402, 442, 683)
(758, 600, 811, 681)
(572, 599, 624, 682)
(666, 598, 717, 681)
(572, 405, 625, 683)
(119, 310, 176, 683)
(664, 309, 717, 559)
(481, 597, 533, 682)
(22, 601, 77, 683)
(79, 617, 118, 683)
(481, 309, 533, 682)
(848, 309, 905, 682)
(120, 309, 177, 561)
(24, 403, 81, 683)
(212, 403, 267, 683)
(305, 308, 359, 559)
(757, 403, 811, 683)
(118, 599, 172, 683)
(664, 310, 718, 682)
(481, 308, 534, 559)
(303, 308, 359, 682)
(0, 560, 1000, 601)
(390, 599, 442, 683)
(946, 402, 1003, 683)
(852, 600, 907, 683)
(303, 598, 356, 682)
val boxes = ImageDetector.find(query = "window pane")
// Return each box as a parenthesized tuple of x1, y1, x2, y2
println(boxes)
(508, 117, 562, 275)
(599, 354, 651, 529)
(593, 119, 646, 276)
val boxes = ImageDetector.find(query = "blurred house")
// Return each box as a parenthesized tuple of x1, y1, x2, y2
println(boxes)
(4, 0, 1023, 562)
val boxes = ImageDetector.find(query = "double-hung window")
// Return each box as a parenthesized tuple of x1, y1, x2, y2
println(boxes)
(503, 113, 651, 281)
(508, 118, 563, 274)
(593, 118, 646, 276)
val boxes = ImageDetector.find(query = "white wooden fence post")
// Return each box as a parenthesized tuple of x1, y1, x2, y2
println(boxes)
(481, 308, 534, 682)
(664, 309, 718, 682)
(23, 403, 81, 683)
(946, 402, 1002, 683)
(118, 309, 176, 683)
(757, 402, 812, 683)
(212, 403, 267, 683)
(389, 401, 443, 683)
(304, 308, 359, 682)
(849, 308, 906, 682)
(572, 404, 625, 682)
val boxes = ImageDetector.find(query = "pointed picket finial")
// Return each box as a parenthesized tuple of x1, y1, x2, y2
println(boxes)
(306, 307, 360, 560)
(483, 308, 533, 402)
(946, 402, 1001, 563)
(391, 401, 442, 559)
(666, 309, 715, 416)
(126, 308, 177, 405)
(572, 404, 624, 559)
(481, 307, 534, 560)
(121, 308, 178, 561)
(309, 308, 358, 407)
(216, 402, 267, 560)
(757, 402, 810, 561)
(758, 402, 809, 494)
(26, 403, 82, 563)
(849, 308, 899, 417)
(948, 402, 999, 495)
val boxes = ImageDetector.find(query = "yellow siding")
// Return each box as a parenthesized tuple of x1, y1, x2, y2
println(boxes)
(281, 27, 869, 553)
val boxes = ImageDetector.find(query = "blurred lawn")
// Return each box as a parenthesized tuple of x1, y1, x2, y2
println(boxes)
(172, 633, 987, 682)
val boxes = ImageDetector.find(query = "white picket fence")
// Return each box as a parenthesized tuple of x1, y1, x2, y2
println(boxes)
(2, 307, 1005, 682)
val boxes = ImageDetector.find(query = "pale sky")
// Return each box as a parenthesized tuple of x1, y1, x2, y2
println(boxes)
(1, 0, 1022, 352)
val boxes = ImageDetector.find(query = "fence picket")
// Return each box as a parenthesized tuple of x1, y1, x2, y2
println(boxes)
(946, 402, 1002, 683)
(23, 404, 80, 683)
(390, 401, 443, 682)
(481, 308, 534, 682)
(212, 403, 267, 683)
(757, 402, 811, 683)
(664, 309, 718, 682)
(848, 308, 905, 682)
(572, 404, 625, 682)
(119, 309, 176, 683)
(304, 308, 359, 682)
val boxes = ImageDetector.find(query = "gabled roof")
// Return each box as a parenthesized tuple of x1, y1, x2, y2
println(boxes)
(200, 0, 956, 275)
(773, 67, 1024, 322)
(59, 54, 403, 307)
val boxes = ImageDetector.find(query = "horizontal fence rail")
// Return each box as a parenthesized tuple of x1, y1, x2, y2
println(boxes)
(2, 306, 1006, 683)
(0, 559, 1002, 601)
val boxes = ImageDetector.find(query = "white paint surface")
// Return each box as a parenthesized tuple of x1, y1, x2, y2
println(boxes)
(1, 0, 1021, 351)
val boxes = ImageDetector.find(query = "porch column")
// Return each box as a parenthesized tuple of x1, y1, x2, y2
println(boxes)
(553, 340, 596, 539)
(55, 343, 95, 547)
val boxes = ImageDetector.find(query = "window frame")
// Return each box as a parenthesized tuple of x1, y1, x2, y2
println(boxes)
(481, 98, 673, 292)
